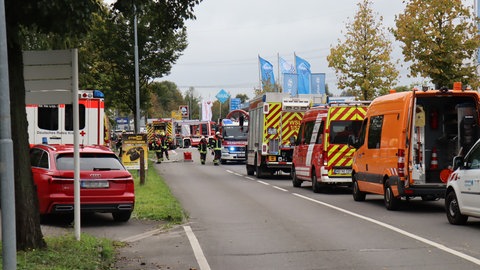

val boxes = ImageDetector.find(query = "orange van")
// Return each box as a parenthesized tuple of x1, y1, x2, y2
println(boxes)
(351, 84, 480, 210)
(292, 102, 368, 192)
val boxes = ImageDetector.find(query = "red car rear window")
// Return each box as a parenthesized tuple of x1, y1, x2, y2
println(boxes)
(56, 153, 124, 171)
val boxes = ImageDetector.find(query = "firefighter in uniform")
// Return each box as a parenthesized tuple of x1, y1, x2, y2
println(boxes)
(197, 136, 208, 165)
(160, 132, 170, 160)
(211, 131, 223, 165)
(153, 135, 163, 163)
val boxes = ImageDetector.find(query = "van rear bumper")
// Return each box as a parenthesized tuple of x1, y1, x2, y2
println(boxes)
(398, 183, 446, 198)
(320, 176, 352, 185)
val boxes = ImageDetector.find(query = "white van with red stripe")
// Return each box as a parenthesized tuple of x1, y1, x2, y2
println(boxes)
(292, 101, 368, 192)
(26, 90, 107, 146)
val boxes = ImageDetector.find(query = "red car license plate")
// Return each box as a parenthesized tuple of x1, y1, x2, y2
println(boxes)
(81, 180, 109, 188)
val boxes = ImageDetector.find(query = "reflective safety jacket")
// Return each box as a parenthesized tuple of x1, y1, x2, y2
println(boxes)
(211, 136, 222, 150)
(198, 139, 208, 153)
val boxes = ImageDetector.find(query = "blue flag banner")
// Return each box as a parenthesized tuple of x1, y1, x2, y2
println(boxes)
(283, 73, 298, 96)
(310, 73, 326, 94)
(279, 57, 295, 74)
(295, 55, 311, 94)
(259, 56, 275, 87)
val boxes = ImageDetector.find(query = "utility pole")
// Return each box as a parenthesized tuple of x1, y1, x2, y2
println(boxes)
(134, 3, 140, 133)
(0, 0, 17, 267)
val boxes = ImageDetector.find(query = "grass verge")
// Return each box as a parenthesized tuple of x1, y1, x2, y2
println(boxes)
(11, 233, 118, 270)
(130, 158, 187, 223)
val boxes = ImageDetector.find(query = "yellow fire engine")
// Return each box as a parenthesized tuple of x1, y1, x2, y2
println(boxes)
(246, 92, 312, 178)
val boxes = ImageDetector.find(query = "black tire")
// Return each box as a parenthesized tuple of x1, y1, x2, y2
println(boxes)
(292, 166, 302, 187)
(384, 179, 400, 211)
(246, 164, 255, 175)
(312, 170, 321, 193)
(352, 175, 366, 201)
(445, 191, 468, 225)
(112, 211, 132, 222)
(256, 165, 263, 179)
(220, 159, 227, 164)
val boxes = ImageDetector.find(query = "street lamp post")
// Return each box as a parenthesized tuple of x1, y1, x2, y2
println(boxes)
(134, 4, 140, 133)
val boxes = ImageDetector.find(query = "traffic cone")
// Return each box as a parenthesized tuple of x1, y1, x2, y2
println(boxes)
(430, 147, 438, 169)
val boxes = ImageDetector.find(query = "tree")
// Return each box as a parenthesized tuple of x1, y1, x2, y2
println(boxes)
(6, 0, 202, 250)
(211, 100, 229, 121)
(184, 87, 201, 120)
(147, 81, 184, 118)
(254, 81, 279, 96)
(393, 0, 480, 89)
(80, 0, 201, 128)
(327, 0, 399, 100)
(6, 0, 103, 250)
(235, 94, 249, 104)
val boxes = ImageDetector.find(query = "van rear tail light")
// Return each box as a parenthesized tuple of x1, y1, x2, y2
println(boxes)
(322, 151, 328, 166)
(397, 149, 405, 177)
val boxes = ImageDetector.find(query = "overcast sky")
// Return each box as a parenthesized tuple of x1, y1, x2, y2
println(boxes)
(159, 0, 475, 100)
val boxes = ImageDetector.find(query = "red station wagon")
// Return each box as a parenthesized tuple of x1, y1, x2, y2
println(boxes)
(30, 144, 135, 222)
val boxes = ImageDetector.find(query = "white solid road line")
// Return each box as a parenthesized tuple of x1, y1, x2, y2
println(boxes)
(184, 225, 212, 270)
(120, 228, 164, 243)
(292, 193, 480, 266)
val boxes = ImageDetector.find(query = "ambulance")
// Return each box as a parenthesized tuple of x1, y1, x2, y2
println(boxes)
(292, 101, 369, 192)
(246, 93, 311, 178)
(26, 90, 107, 146)
(351, 83, 480, 210)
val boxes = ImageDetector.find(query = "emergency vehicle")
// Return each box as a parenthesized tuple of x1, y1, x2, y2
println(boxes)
(218, 109, 249, 164)
(351, 83, 480, 210)
(175, 120, 217, 148)
(246, 93, 311, 178)
(146, 118, 176, 149)
(446, 138, 480, 225)
(26, 90, 107, 146)
(292, 101, 368, 192)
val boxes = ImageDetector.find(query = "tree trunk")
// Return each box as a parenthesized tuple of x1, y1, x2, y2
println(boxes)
(8, 26, 46, 251)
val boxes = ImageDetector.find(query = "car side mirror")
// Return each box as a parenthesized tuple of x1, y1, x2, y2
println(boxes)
(347, 135, 358, 149)
(452, 156, 464, 170)
(290, 136, 296, 146)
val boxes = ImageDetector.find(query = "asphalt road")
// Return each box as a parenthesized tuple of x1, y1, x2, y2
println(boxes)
(40, 148, 480, 269)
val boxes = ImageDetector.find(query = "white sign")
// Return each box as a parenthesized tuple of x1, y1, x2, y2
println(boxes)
(23, 50, 75, 104)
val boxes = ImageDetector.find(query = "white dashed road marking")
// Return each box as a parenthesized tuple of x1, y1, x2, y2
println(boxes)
(273, 186, 288, 192)
(292, 193, 480, 266)
(226, 169, 480, 266)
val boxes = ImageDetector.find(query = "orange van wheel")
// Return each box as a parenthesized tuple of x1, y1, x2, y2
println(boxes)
(384, 179, 401, 210)
(352, 175, 366, 201)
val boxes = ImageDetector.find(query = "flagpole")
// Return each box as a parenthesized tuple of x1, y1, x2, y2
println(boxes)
(294, 52, 297, 97)
(277, 53, 280, 92)
(258, 55, 262, 92)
